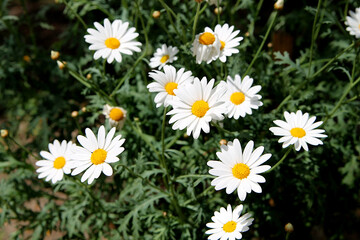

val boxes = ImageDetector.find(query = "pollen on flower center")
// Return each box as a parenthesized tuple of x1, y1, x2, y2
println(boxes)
(109, 108, 124, 121)
(91, 149, 107, 165)
(160, 55, 169, 63)
(165, 82, 178, 96)
(105, 37, 120, 49)
(223, 221, 237, 233)
(290, 127, 306, 138)
(191, 100, 209, 118)
(53, 156, 66, 169)
(230, 92, 245, 105)
(220, 40, 226, 50)
(232, 163, 250, 179)
(199, 32, 215, 45)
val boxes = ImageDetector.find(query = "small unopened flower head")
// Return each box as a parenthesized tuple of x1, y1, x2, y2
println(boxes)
(214, 7, 222, 15)
(345, 8, 360, 38)
(1, 129, 9, 138)
(71, 111, 79, 118)
(195, 0, 204, 3)
(86, 73, 92, 79)
(152, 10, 161, 19)
(285, 223, 294, 233)
(219, 139, 227, 145)
(81, 107, 87, 112)
(51, 50, 60, 60)
(245, 32, 250, 37)
(23, 55, 31, 62)
(274, 0, 284, 10)
(57, 60, 66, 70)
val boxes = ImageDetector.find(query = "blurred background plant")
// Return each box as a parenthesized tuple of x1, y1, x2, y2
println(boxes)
(0, 0, 359, 239)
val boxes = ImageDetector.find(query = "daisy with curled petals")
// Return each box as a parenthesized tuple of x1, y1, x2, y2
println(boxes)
(192, 27, 221, 64)
(167, 77, 226, 139)
(208, 139, 271, 201)
(84, 18, 142, 63)
(205, 204, 253, 240)
(102, 104, 127, 129)
(149, 44, 178, 69)
(147, 65, 194, 108)
(36, 140, 75, 184)
(269, 110, 327, 151)
(345, 8, 360, 38)
(219, 75, 262, 119)
(214, 24, 243, 62)
(71, 126, 125, 184)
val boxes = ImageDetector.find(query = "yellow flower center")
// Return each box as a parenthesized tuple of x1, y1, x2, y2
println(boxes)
(160, 55, 169, 63)
(105, 37, 120, 49)
(220, 40, 225, 50)
(165, 82, 178, 96)
(53, 157, 66, 169)
(91, 149, 107, 165)
(358, 24, 360, 30)
(199, 32, 215, 45)
(230, 92, 245, 105)
(290, 127, 306, 138)
(223, 221, 237, 233)
(232, 163, 250, 179)
(191, 100, 209, 118)
(109, 108, 124, 121)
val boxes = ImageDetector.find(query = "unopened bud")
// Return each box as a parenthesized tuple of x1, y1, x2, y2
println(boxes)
(274, 0, 284, 10)
(86, 73, 92, 80)
(284, 223, 294, 233)
(269, 198, 275, 207)
(152, 10, 161, 19)
(51, 50, 60, 60)
(245, 32, 250, 37)
(267, 42, 273, 48)
(1, 129, 9, 138)
(81, 107, 87, 112)
(57, 60, 66, 70)
(134, 117, 139, 122)
(214, 7, 222, 15)
(194, 0, 203, 3)
(23, 55, 31, 62)
(219, 139, 227, 145)
(71, 111, 78, 118)
(162, 211, 167, 217)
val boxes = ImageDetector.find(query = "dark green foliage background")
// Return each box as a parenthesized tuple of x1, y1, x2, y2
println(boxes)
(0, 0, 359, 239)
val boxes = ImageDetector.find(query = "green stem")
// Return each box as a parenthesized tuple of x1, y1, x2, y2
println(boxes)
(63, 0, 87, 29)
(243, 11, 278, 76)
(8, 136, 39, 161)
(322, 76, 360, 124)
(160, 107, 170, 189)
(176, 174, 214, 180)
(308, 0, 323, 78)
(159, 0, 185, 44)
(286, 232, 291, 240)
(266, 147, 292, 173)
(192, 2, 201, 42)
(117, 163, 168, 194)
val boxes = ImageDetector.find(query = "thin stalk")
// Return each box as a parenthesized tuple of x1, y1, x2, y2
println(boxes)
(266, 147, 292, 173)
(192, 2, 201, 42)
(159, 0, 185, 44)
(187, 4, 207, 28)
(8, 136, 39, 161)
(308, 0, 323, 78)
(322, 76, 360, 124)
(160, 107, 170, 189)
(176, 174, 214, 180)
(117, 163, 168, 194)
(243, 11, 278, 76)
(217, 0, 221, 23)
(63, 0, 87, 29)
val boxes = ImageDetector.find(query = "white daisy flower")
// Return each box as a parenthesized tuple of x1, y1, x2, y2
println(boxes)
(206, 0, 222, 6)
(208, 139, 271, 201)
(192, 27, 221, 64)
(147, 65, 194, 108)
(214, 24, 243, 62)
(84, 18, 142, 63)
(345, 8, 360, 38)
(269, 110, 327, 151)
(167, 77, 226, 139)
(149, 44, 178, 69)
(36, 140, 75, 184)
(102, 104, 127, 129)
(219, 75, 262, 119)
(71, 126, 125, 184)
(205, 204, 254, 240)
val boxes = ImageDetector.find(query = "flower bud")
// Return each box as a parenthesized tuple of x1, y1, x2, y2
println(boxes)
(152, 10, 161, 19)
(214, 7, 222, 15)
(195, 0, 203, 3)
(57, 60, 66, 70)
(245, 31, 250, 37)
(71, 111, 78, 118)
(81, 107, 87, 112)
(23, 55, 31, 62)
(51, 50, 60, 60)
(1, 129, 9, 138)
(219, 139, 227, 145)
(86, 73, 92, 80)
(285, 223, 294, 233)
(274, 0, 284, 10)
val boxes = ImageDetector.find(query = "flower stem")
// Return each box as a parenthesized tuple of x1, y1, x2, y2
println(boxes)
(63, 0, 87, 29)
(266, 147, 292, 173)
(192, 2, 201, 42)
(243, 11, 278, 77)
(308, 0, 323, 78)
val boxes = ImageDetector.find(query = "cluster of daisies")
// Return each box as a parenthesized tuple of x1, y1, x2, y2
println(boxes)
(37, 7, 360, 237)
